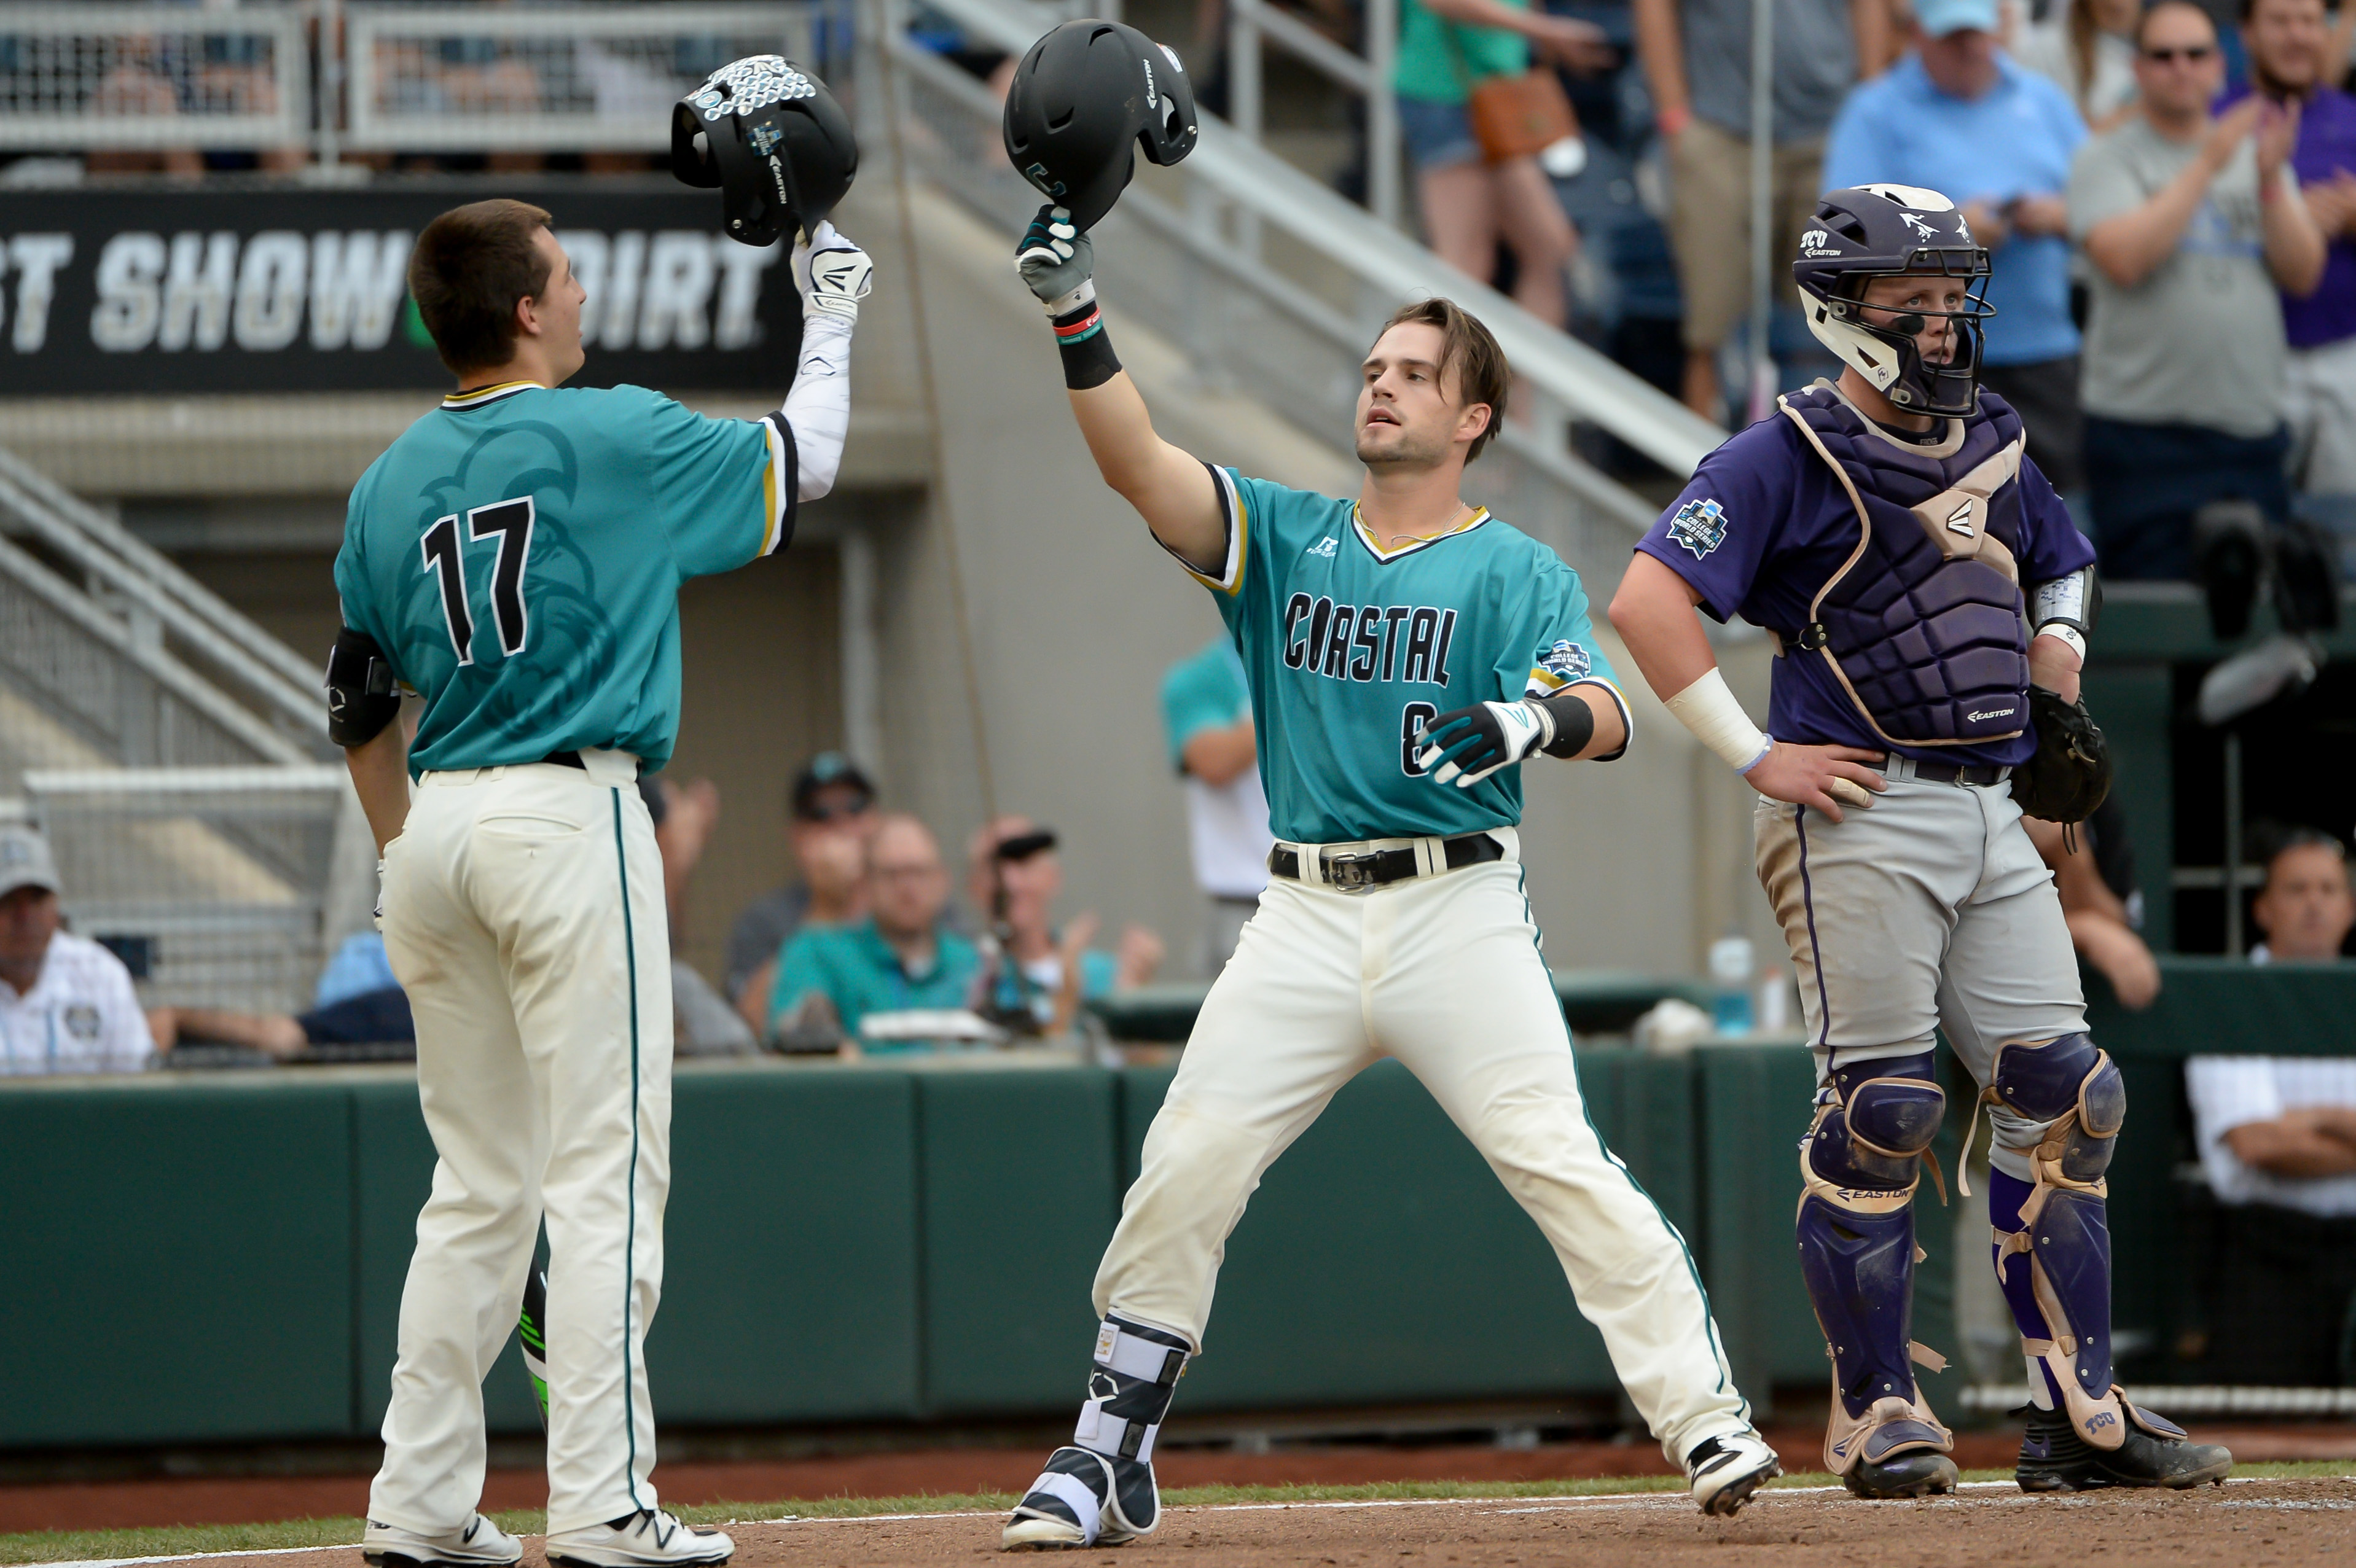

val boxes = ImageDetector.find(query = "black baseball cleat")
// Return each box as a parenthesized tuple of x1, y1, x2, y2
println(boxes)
(2014, 1402, 2234, 1492)
(1841, 1450, 1960, 1500)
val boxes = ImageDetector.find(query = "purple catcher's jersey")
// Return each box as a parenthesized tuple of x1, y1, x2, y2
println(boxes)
(1636, 386, 2095, 769)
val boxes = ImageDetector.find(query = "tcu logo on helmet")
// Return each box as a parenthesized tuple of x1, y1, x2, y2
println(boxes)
(1801, 227, 1834, 255)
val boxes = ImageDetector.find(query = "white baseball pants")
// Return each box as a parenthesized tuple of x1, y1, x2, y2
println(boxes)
(1093, 829, 1755, 1465)
(370, 752, 673, 1535)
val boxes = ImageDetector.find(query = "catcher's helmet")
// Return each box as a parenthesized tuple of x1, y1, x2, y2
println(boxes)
(1794, 184, 1996, 417)
(672, 55, 856, 247)
(1003, 20, 1198, 233)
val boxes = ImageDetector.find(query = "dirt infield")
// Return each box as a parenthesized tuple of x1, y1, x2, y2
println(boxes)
(4, 1428, 2353, 1534)
(60, 1478, 2356, 1568)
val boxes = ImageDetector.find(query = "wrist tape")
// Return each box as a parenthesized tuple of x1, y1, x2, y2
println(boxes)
(1050, 297, 1121, 391)
(1664, 667, 1771, 774)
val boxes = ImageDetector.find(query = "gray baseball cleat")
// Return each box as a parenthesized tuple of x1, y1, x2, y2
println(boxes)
(362, 1515, 523, 1568)
(1686, 1432, 1782, 1516)
(2015, 1402, 2233, 1492)
(1002, 1445, 1159, 1550)
(545, 1510, 734, 1568)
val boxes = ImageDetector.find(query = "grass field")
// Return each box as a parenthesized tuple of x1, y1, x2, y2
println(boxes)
(4, 1462, 2350, 1568)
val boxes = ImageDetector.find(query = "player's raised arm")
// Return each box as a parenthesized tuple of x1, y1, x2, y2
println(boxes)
(1014, 205, 1224, 571)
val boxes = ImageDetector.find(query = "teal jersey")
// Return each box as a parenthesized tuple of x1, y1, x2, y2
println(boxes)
(1159, 635, 1251, 773)
(1184, 468, 1627, 844)
(335, 380, 794, 776)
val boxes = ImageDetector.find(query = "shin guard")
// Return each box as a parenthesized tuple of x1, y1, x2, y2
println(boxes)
(1795, 1054, 1954, 1481)
(1981, 1033, 2134, 1451)
(1008, 1316, 1192, 1547)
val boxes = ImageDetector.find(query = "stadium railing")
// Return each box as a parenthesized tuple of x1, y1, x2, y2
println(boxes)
(877, 0, 1718, 577)
(25, 765, 359, 1012)
(343, 2, 834, 153)
(0, 0, 310, 152)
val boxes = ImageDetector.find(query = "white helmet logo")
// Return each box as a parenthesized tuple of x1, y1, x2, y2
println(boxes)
(1901, 212, 1938, 242)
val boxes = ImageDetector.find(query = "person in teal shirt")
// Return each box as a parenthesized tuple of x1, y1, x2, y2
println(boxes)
(769, 814, 979, 1050)
(1392, 0, 1610, 330)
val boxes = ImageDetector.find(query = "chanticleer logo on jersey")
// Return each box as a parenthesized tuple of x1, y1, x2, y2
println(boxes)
(1666, 497, 1729, 560)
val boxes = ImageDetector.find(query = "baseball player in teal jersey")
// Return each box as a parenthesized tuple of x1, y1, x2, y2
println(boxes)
(994, 208, 1781, 1553)
(327, 198, 871, 1568)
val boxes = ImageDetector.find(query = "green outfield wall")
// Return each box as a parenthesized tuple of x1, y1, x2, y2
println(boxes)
(1, 959, 2347, 1452)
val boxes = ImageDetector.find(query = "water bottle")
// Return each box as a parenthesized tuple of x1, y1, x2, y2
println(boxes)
(1708, 935, 1755, 1037)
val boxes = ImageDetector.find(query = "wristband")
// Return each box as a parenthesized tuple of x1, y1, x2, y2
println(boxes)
(1662, 666, 1772, 774)
(1051, 298, 1122, 391)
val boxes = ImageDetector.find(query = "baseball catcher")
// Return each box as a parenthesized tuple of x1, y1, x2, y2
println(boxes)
(1608, 185, 2227, 1499)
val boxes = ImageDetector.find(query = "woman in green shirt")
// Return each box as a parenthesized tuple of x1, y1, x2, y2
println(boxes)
(1395, 0, 1613, 328)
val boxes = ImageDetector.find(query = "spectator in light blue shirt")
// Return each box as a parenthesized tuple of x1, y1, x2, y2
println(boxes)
(1823, 0, 2089, 489)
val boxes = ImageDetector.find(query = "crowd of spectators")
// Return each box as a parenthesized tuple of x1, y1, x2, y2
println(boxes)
(1399, 0, 2356, 585)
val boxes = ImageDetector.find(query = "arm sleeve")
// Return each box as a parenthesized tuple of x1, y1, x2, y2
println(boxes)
(2186, 1056, 2287, 1145)
(1511, 560, 1632, 761)
(1632, 421, 1798, 623)
(780, 312, 851, 502)
(2016, 458, 2099, 582)
(644, 389, 790, 580)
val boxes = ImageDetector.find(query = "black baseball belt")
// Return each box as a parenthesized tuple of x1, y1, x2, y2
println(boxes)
(1872, 755, 2011, 787)
(1267, 831, 1503, 892)
(542, 749, 645, 779)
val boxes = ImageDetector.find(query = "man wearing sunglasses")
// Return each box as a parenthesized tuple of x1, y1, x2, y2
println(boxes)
(2069, 0, 2326, 578)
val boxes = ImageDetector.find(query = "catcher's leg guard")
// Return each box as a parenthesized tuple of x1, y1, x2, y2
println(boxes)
(1795, 1053, 1960, 1500)
(1003, 1316, 1192, 1550)
(1976, 1035, 2231, 1491)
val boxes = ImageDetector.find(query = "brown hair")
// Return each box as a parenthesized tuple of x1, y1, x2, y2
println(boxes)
(1374, 297, 1511, 464)
(408, 198, 555, 375)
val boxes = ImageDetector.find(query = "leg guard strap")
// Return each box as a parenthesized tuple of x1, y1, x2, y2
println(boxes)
(1074, 1316, 1191, 1464)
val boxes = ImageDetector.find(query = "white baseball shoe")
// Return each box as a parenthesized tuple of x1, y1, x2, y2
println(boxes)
(545, 1510, 734, 1568)
(362, 1515, 522, 1568)
(1686, 1431, 1782, 1517)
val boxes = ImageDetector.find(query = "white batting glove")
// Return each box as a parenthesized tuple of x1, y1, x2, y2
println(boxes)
(1415, 700, 1554, 787)
(794, 221, 872, 326)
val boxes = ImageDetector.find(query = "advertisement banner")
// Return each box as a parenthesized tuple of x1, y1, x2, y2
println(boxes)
(0, 182, 799, 396)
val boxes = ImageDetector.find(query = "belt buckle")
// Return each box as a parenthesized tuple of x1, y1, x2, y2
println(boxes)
(1323, 850, 1380, 893)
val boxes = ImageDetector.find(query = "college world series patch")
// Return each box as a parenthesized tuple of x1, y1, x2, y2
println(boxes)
(1538, 639, 1591, 682)
(1665, 497, 1729, 559)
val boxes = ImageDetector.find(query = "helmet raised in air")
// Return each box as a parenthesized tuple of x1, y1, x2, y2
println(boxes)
(672, 55, 857, 247)
(1002, 20, 1198, 233)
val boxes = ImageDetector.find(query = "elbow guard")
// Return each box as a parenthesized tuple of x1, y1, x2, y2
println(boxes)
(324, 626, 400, 748)
(2029, 567, 2100, 660)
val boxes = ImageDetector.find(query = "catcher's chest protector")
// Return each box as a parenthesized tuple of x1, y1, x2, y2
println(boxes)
(1778, 386, 2032, 747)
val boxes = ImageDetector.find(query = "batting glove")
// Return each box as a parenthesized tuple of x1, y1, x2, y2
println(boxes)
(1416, 700, 1554, 787)
(1016, 203, 1095, 314)
(794, 221, 872, 325)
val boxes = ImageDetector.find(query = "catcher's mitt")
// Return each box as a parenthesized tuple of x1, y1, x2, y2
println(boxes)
(2010, 686, 2112, 824)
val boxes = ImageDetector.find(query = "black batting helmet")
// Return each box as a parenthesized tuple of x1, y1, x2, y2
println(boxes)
(1794, 184, 1996, 418)
(1002, 20, 1198, 233)
(672, 55, 857, 247)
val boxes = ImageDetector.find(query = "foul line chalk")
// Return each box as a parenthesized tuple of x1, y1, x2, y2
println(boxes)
(22, 1473, 2337, 1568)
